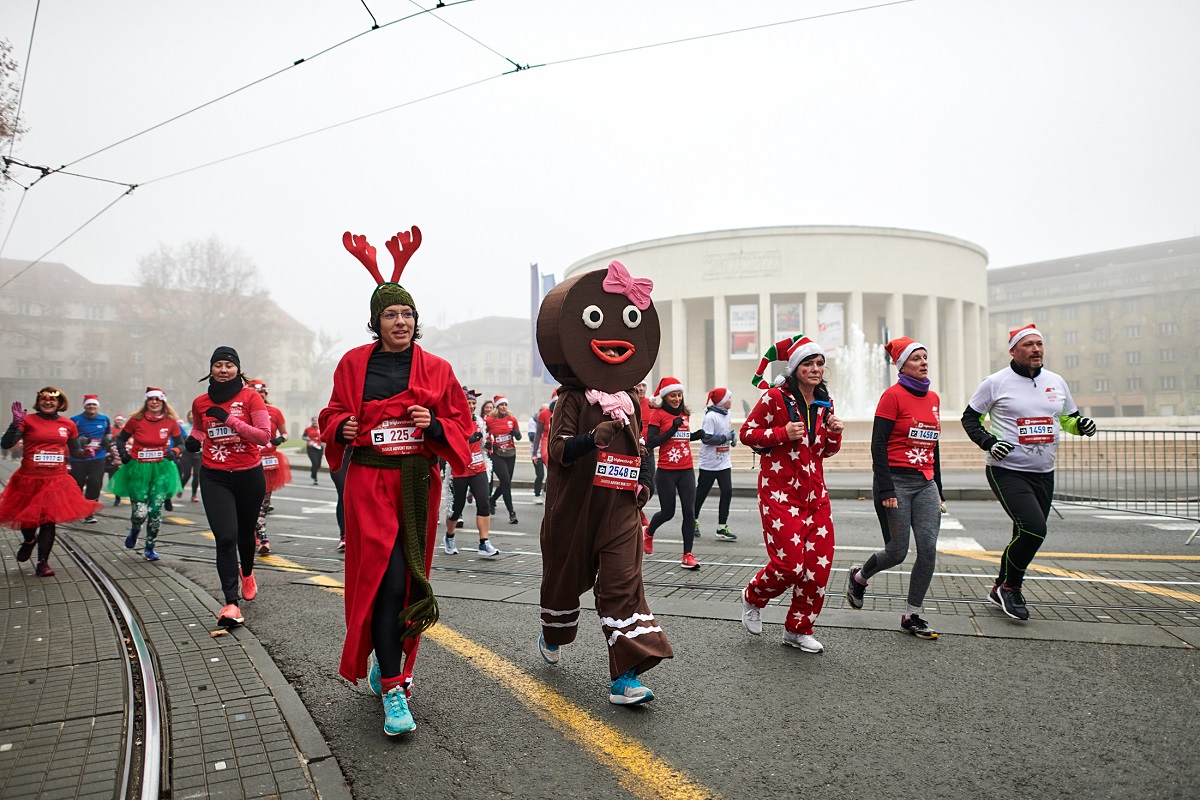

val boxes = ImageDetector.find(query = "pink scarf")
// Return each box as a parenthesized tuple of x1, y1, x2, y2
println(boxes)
(584, 389, 634, 424)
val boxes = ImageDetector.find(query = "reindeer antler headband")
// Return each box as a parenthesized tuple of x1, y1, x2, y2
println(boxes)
(342, 225, 423, 318)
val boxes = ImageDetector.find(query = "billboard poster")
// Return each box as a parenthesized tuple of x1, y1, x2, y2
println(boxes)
(817, 302, 845, 349)
(774, 302, 802, 341)
(729, 304, 758, 359)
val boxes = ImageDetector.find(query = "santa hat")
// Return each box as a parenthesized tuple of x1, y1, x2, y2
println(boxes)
(707, 387, 731, 407)
(884, 337, 926, 367)
(1008, 325, 1042, 349)
(751, 335, 825, 389)
(654, 376, 685, 400)
(494, 395, 509, 406)
(145, 388, 167, 401)
(83, 394, 100, 407)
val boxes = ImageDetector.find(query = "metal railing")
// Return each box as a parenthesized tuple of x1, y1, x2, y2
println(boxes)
(1054, 429, 1200, 543)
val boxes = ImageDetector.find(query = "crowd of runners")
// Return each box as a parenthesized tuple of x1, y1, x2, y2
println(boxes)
(0, 226, 1098, 738)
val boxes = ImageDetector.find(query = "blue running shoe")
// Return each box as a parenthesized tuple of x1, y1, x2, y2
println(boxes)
(382, 687, 415, 736)
(538, 634, 560, 665)
(144, 546, 160, 561)
(609, 669, 654, 705)
(367, 653, 382, 696)
(124, 528, 139, 549)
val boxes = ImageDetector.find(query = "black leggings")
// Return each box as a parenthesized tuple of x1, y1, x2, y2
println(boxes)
(647, 468, 697, 553)
(987, 465, 1054, 589)
(450, 472, 491, 519)
(307, 447, 323, 481)
(72, 458, 106, 501)
(332, 454, 350, 538)
(490, 454, 516, 515)
(200, 466, 266, 604)
(20, 522, 56, 562)
(177, 452, 201, 495)
(694, 468, 732, 525)
(372, 531, 412, 679)
(532, 458, 545, 496)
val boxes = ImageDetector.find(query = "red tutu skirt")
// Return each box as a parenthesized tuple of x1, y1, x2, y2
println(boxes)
(0, 468, 103, 529)
(263, 453, 292, 493)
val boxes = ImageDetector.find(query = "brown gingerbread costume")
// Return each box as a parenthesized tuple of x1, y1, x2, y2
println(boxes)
(536, 260, 673, 704)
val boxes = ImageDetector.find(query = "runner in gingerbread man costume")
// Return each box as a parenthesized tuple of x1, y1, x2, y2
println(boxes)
(535, 260, 673, 706)
(738, 334, 844, 653)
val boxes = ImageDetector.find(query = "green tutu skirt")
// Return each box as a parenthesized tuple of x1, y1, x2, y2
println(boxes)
(107, 459, 183, 503)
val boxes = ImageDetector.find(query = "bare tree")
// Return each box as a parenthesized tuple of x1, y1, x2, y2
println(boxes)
(1, 38, 28, 196)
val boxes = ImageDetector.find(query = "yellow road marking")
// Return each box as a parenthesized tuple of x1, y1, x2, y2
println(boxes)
(944, 551, 1200, 604)
(944, 550, 1200, 562)
(165, 516, 195, 525)
(313, 579, 716, 799)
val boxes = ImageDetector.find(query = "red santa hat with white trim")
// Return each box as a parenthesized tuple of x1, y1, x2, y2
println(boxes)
(1008, 324, 1042, 349)
(884, 336, 927, 367)
(706, 387, 731, 407)
(653, 376, 684, 401)
(493, 395, 509, 406)
(83, 394, 100, 407)
(145, 387, 167, 401)
(751, 335, 825, 389)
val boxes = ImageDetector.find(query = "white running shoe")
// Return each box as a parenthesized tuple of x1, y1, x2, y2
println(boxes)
(478, 540, 500, 558)
(444, 535, 459, 555)
(781, 631, 824, 653)
(741, 591, 763, 635)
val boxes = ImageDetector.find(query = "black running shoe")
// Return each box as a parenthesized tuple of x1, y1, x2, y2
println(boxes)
(845, 566, 866, 610)
(901, 614, 938, 639)
(164, 499, 173, 512)
(988, 583, 1029, 621)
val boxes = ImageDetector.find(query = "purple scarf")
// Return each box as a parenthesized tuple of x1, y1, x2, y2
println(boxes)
(897, 373, 930, 395)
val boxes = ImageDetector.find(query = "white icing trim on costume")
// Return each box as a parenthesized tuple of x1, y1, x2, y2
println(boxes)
(600, 612, 656, 629)
(541, 620, 579, 628)
(606, 625, 664, 647)
(540, 605, 581, 617)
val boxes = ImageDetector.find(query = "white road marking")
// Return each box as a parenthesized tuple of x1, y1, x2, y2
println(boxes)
(1146, 523, 1198, 531)
(301, 507, 336, 514)
(267, 514, 308, 520)
(941, 517, 965, 530)
(938, 536, 984, 551)
(273, 496, 335, 506)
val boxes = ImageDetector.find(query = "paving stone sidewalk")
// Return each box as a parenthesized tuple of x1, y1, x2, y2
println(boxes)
(0, 516, 350, 800)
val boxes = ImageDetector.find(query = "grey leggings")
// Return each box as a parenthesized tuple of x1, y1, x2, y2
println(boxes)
(863, 470, 941, 608)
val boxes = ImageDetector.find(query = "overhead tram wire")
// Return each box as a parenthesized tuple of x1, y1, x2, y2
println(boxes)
(3, 0, 40, 163)
(0, 185, 134, 291)
(406, 0, 526, 72)
(57, 0, 479, 171)
(140, 0, 913, 187)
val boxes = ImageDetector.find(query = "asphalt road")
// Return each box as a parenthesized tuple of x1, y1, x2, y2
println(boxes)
(149, 477, 1200, 799)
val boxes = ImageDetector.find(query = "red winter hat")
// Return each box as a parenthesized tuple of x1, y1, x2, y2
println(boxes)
(145, 387, 167, 401)
(884, 337, 926, 367)
(654, 376, 684, 400)
(707, 387, 731, 407)
(751, 335, 824, 389)
(1008, 325, 1042, 349)
(83, 394, 100, 407)
(494, 395, 509, 406)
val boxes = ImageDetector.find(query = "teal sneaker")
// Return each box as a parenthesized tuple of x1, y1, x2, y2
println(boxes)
(538, 634, 560, 665)
(609, 669, 654, 706)
(367, 653, 382, 696)
(693, 520, 701, 538)
(715, 525, 736, 541)
(382, 687, 416, 736)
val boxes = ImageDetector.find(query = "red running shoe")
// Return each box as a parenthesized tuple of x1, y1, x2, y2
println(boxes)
(35, 560, 54, 577)
(217, 604, 244, 627)
(643, 531, 653, 556)
(240, 569, 257, 601)
(681, 553, 700, 570)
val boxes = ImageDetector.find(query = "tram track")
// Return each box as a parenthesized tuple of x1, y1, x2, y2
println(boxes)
(58, 532, 163, 800)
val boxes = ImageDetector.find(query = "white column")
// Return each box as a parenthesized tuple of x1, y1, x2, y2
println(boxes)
(978, 303, 990, 381)
(804, 291, 819, 340)
(945, 298, 964, 410)
(848, 290, 864, 338)
(886, 292, 904, 341)
(920, 295, 938, 364)
(672, 297, 688, 390)
(712, 294, 728, 390)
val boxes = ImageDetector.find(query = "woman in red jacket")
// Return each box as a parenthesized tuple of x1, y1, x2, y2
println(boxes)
(485, 396, 522, 526)
(642, 377, 704, 570)
(186, 347, 272, 628)
(0, 388, 100, 576)
(739, 335, 844, 653)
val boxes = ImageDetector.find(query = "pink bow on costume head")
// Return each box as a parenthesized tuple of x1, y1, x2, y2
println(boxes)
(602, 260, 654, 310)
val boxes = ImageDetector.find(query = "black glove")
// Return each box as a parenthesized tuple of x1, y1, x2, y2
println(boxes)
(669, 416, 683, 432)
(185, 436, 202, 453)
(270, 435, 286, 447)
(166, 448, 180, 462)
(1078, 417, 1097, 436)
(468, 432, 482, 444)
(120, 451, 132, 465)
(205, 406, 229, 422)
(990, 440, 1015, 460)
(513, 429, 522, 441)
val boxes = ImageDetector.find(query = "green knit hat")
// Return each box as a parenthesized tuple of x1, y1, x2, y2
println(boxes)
(370, 282, 416, 323)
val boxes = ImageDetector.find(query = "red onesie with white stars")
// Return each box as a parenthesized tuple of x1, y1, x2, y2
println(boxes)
(739, 385, 842, 635)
